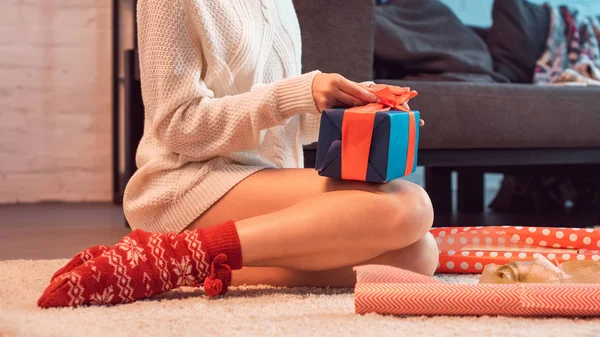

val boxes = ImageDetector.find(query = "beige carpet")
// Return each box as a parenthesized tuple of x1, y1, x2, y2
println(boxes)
(1, 260, 600, 337)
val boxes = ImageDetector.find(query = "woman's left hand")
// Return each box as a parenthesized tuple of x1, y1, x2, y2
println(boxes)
(361, 83, 425, 126)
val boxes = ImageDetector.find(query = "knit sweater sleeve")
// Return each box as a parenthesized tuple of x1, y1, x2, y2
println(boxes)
(299, 113, 321, 145)
(137, 0, 319, 161)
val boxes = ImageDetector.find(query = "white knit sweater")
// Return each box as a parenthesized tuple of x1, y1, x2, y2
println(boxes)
(123, 0, 321, 233)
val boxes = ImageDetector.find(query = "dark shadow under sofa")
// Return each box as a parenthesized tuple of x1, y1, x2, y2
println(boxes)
(294, 0, 600, 220)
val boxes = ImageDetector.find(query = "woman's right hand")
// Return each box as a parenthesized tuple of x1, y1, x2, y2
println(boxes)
(312, 73, 380, 112)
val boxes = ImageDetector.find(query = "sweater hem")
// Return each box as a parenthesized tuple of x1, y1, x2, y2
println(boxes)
(134, 164, 268, 234)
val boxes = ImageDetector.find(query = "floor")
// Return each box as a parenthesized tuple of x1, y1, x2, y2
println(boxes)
(0, 203, 130, 260)
(0, 170, 598, 261)
(6, 259, 599, 337)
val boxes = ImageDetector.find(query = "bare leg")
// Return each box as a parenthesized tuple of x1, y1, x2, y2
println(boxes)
(230, 232, 439, 287)
(234, 189, 430, 270)
(188, 169, 437, 286)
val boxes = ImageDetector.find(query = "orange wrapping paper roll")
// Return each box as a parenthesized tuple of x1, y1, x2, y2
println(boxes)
(354, 265, 600, 317)
(431, 226, 600, 273)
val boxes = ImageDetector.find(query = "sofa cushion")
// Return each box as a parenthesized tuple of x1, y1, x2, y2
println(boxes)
(487, 0, 551, 83)
(378, 80, 600, 150)
(373, 0, 508, 83)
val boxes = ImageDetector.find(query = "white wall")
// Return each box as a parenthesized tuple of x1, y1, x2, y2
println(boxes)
(0, 1, 112, 203)
(441, 0, 600, 27)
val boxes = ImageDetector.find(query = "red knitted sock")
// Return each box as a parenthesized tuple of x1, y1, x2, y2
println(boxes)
(50, 245, 110, 282)
(38, 221, 243, 308)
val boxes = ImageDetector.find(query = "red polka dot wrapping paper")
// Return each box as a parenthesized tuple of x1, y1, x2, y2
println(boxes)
(431, 226, 600, 274)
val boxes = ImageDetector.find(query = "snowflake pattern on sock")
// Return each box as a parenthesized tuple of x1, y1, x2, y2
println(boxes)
(38, 221, 242, 308)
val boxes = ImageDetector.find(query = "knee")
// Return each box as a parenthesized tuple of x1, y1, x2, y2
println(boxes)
(377, 182, 434, 249)
(379, 232, 439, 277)
(410, 232, 439, 276)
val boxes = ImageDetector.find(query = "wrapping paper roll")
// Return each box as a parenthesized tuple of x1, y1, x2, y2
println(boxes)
(431, 226, 600, 273)
(354, 265, 600, 317)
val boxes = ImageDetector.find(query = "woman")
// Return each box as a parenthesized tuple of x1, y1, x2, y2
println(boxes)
(38, 0, 437, 307)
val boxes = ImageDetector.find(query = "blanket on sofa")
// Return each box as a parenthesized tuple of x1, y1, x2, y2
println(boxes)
(490, 5, 600, 212)
(535, 5, 600, 86)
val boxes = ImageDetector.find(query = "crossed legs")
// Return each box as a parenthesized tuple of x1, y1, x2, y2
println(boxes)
(188, 169, 438, 287)
(38, 168, 438, 307)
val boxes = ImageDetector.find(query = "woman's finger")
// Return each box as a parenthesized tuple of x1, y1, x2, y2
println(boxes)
(420, 119, 425, 126)
(334, 87, 366, 107)
(333, 98, 350, 109)
(339, 79, 379, 103)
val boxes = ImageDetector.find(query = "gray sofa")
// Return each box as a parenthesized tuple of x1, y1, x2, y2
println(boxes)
(294, 0, 600, 215)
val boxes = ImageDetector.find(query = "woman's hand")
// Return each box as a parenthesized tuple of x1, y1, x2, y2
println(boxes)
(361, 83, 425, 127)
(312, 73, 380, 112)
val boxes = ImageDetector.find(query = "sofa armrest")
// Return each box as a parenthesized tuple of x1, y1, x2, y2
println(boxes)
(293, 0, 376, 82)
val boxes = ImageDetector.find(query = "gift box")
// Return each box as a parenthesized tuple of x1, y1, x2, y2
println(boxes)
(354, 264, 600, 317)
(315, 88, 420, 183)
(431, 226, 600, 274)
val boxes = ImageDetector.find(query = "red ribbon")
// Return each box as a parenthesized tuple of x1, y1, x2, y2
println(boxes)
(341, 87, 418, 181)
